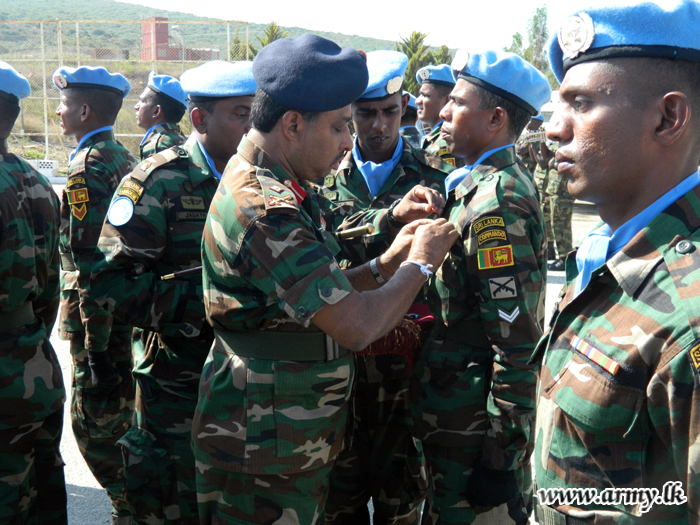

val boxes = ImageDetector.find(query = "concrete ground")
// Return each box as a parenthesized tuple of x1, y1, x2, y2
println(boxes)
(53, 201, 600, 524)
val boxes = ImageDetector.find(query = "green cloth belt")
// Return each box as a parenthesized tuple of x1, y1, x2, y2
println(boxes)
(534, 501, 592, 525)
(433, 320, 490, 349)
(214, 329, 350, 362)
(0, 302, 35, 332)
(59, 251, 76, 272)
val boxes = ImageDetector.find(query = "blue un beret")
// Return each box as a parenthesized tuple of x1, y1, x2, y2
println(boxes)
(147, 71, 188, 109)
(405, 91, 417, 110)
(358, 50, 408, 101)
(549, 0, 700, 83)
(52, 66, 130, 98)
(0, 61, 31, 105)
(416, 64, 456, 87)
(180, 61, 256, 102)
(451, 49, 551, 116)
(254, 34, 369, 112)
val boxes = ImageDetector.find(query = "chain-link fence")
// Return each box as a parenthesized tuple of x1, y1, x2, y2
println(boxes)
(0, 19, 249, 173)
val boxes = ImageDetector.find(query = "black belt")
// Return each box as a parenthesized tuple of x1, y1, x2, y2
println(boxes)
(534, 501, 592, 525)
(0, 303, 35, 332)
(214, 329, 349, 362)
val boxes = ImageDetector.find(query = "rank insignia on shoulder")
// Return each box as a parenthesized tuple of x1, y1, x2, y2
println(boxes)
(268, 194, 296, 207)
(498, 306, 520, 324)
(66, 188, 89, 205)
(689, 342, 700, 373)
(473, 216, 506, 235)
(325, 191, 338, 201)
(489, 277, 517, 299)
(571, 336, 620, 375)
(478, 245, 514, 270)
(324, 175, 335, 188)
(71, 203, 87, 221)
(270, 184, 285, 194)
(140, 161, 152, 171)
(66, 176, 86, 188)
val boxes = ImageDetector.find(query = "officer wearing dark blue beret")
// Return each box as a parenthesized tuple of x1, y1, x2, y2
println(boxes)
(192, 34, 458, 525)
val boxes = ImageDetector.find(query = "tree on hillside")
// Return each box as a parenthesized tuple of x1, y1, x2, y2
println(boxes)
(432, 45, 453, 66)
(248, 22, 289, 58)
(504, 5, 558, 88)
(395, 31, 434, 96)
(230, 25, 248, 61)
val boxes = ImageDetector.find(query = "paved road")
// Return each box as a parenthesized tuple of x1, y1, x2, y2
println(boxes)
(54, 201, 600, 524)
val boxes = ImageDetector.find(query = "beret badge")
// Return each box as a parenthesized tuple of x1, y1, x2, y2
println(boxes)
(558, 12, 595, 60)
(419, 69, 430, 80)
(54, 73, 68, 89)
(450, 49, 470, 73)
(386, 76, 403, 94)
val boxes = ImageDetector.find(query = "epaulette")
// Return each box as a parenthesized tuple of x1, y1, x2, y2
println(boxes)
(414, 147, 454, 174)
(256, 169, 300, 214)
(129, 146, 187, 183)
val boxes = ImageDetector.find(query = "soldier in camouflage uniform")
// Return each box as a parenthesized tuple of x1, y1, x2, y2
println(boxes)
(192, 35, 458, 525)
(52, 65, 136, 525)
(0, 61, 67, 525)
(90, 60, 256, 525)
(534, 3, 700, 523)
(410, 50, 551, 525)
(319, 51, 453, 525)
(399, 91, 421, 149)
(135, 71, 187, 160)
(415, 65, 463, 168)
(544, 157, 574, 271)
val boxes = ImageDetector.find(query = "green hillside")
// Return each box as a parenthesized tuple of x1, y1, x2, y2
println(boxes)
(0, 0, 399, 52)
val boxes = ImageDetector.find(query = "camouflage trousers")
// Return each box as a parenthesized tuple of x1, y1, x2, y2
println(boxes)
(534, 170, 553, 243)
(325, 355, 427, 525)
(193, 348, 355, 524)
(547, 193, 574, 259)
(119, 376, 199, 524)
(69, 329, 134, 518)
(0, 319, 67, 524)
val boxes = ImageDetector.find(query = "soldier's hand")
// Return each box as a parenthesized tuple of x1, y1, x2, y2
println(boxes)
(87, 350, 120, 393)
(377, 219, 433, 277)
(392, 186, 446, 223)
(405, 218, 458, 269)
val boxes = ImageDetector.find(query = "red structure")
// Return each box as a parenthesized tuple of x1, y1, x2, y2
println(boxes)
(140, 17, 219, 61)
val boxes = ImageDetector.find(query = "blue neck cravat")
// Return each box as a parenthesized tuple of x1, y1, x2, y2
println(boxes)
(352, 136, 403, 198)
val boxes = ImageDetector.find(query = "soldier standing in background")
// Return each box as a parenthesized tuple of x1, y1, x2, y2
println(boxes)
(321, 50, 453, 525)
(399, 91, 421, 149)
(90, 60, 256, 525)
(544, 156, 574, 272)
(135, 71, 187, 160)
(415, 64, 461, 167)
(534, 2, 700, 522)
(411, 50, 550, 525)
(191, 34, 458, 525)
(53, 65, 137, 525)
(0, 60, 67, 525)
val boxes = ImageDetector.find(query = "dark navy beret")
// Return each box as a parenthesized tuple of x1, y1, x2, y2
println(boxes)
(180, 61, 256, 102)
(358, 51, 408, 101)
(0, 61, 30, 105)
(253, 34, 369, 112)
(416, 64, 456, 87)
(549, 0, 700, 83)
(451, 49, 551, 116)
(52, 66, 130, 98)
(147, 71, 188, 109)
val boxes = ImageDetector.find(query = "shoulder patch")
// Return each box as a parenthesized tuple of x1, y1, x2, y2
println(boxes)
(117, 179, 145, 205)
(256, 169, 300, 214)
(129, 147, 185, 183)
(478, 245, 514, 270)
(689, 342, 700, 373)
(473, 216, 506, 235)
(66, 176, 86, 188)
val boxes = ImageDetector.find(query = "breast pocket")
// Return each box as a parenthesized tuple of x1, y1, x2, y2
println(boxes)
(541, 347, 649, 503)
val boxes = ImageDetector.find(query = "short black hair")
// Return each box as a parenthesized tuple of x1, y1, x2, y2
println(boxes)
(473, 84, 532, 140)
(68, 88, 123, 126)
(424, 82, 453, 98)
(401, 106, 418, 127)
(0, 99, 20, 138)
(148, 88, 186, 123)
(250, 88, 321, 133)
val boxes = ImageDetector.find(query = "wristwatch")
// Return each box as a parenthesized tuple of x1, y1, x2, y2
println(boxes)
(387, 198, 405, 229)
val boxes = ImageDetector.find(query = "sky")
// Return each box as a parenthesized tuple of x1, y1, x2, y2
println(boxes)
(115, 0, 613, 51)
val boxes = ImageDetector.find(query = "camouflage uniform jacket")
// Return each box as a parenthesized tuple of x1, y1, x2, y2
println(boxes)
(58, 129, 137, 350)
(193, 135, 355, 474)
(91, 135, 218, 398)
(422, 121, 464, 168)
(413, 146, 546, 471)
(532, 185, 700, 524)
(0, 153, 60, 331)
(139, 121, 186, 161)
(319, 139, 453, 267)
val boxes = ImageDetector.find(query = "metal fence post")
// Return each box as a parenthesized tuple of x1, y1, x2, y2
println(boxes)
(57, 21, 63, 66)
(40, 22, 49, 160)
(76, 22, 80, 66)
(246, 23, 249, 60)
(227, 23, 231, 62)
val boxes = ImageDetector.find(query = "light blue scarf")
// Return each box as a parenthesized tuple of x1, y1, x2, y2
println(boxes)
(352, 136, 403, 198)
(444, 144, 513, 193)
